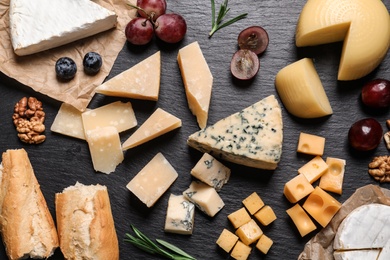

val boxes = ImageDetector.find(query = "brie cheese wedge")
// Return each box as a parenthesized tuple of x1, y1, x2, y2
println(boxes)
(9, 0, 117, 56)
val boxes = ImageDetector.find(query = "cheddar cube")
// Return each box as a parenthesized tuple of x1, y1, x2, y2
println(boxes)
(254, 205, 277, 226)
(298, 155, 328, 183)
(228, 207, 251, 229)
(297, 132, 325, 156)
(286, 204, 316, 237)
(235, 219, 263, 246)
(319, 157, 346, 195)
(242, 192, 265, 215)
(256, 234, 273, 254)
(230, 240, 251, 260)
(216, 229, 239, 253)
(302, 186, 341, 227)
(283, 174, 314, 203)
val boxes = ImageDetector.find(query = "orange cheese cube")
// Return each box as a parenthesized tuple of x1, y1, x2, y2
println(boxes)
(216, 229, 239, 253)
(256, 234, 273, 254)
(286, 204, 317, 237)
(297, 132, 325, 156)
(230, 240, 252, 260)
(283, 174, 314, 203)
(319, 157, 346, 195)
(235, 219, 263, 246)
(254, 205, 277, 226)
(298, 155, 328, 183)
(302, 186, 341, 227)
(228, 207, 251, 229)
(242, 192, 264, 215)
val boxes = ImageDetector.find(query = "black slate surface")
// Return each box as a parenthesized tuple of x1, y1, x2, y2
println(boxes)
(1, 0, 390, 259)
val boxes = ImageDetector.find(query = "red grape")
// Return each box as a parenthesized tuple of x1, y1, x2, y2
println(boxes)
(136, 0, 167, 21)
(230, 49, 260, 80)
(361, 79, 390, 109)
(125, 18, 154, 45)
(238, 26, 269, 55)
(348, 118, 383, 151)
(155, 13, 187, 43)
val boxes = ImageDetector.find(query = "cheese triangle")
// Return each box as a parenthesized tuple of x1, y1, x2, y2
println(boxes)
(95, 51, 161, 101)
(187, 95, 283, 170)
(9, 0, 117, 56)
(122, 108, 181, 150)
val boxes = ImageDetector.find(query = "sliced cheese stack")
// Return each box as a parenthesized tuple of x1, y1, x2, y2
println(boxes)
(295, 0, 390, 80)
(178, 41, 213, 129)
(95, 51, 161, 101)
(9, 0, 117, 56)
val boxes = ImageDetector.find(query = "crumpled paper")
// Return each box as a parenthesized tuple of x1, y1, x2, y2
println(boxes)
(0, 0, 136, 111)
(298, 184, 390, 260)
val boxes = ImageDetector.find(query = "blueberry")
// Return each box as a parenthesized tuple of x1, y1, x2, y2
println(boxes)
(55, 57, 77, 81)
(83, 52, 102, 75)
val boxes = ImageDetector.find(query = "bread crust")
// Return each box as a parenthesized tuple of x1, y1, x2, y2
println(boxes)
(0, 149, 59, 260)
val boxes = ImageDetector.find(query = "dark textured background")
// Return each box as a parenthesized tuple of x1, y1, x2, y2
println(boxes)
(1, 0, 390, 259)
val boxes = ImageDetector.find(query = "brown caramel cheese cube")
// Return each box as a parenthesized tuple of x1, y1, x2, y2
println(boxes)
(235, 219, 263, 246)
(230, 240, 252, 260)
(254, 205, 277, 226)
(227, 207, 251, 229)
(256, 234, 273, 254)
(216, 229, 239, 253)
(242, 192, 265, 215)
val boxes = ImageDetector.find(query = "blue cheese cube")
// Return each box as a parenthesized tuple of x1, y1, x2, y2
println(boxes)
(164, 194, 195, 235)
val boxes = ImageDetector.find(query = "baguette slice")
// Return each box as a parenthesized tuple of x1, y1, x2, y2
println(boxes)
(0, 149, 59, 260)
(55, 182, 119, 260)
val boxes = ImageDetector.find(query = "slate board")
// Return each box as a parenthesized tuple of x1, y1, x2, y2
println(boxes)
(0, 0, 390, 259)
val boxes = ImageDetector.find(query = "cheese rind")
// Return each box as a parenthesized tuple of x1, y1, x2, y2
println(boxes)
(9, 0, 117, 56)
(164, 194, 195, 235)
(187, 95, 283, 170)
(50, 103, 86, 140)
(333, 250, 380, 260)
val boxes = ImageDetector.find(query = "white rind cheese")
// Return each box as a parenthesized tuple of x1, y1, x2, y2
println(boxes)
(164, 194, 195, 235)
(334, 249, 380, 260)
(187, 95, 283, 170)
(9, 0, 117, 56)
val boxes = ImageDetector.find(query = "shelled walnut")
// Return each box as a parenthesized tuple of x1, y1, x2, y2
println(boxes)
(368, 156, 390, 183)
(12, 97, 46, 144)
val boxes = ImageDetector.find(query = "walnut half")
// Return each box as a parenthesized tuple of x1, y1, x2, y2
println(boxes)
(12, 97, 46, 144)
(368, 156, 390, 183)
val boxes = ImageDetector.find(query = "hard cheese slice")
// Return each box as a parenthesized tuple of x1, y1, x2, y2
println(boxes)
(295, 0, 390, 80)
(9, 0, 117, 56)
(178, 41, 213, 129)
(187, 95, 283, 170)
(95, 51, 161, 101)
(122, 108, 181, 150)
(50, 103, 86, 140)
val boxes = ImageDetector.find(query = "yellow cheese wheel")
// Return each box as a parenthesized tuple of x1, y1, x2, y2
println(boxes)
(296, 0, 390, 80)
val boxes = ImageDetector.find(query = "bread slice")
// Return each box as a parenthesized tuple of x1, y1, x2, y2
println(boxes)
(0, 149, 59, 260)
(55, 182, 119, 259)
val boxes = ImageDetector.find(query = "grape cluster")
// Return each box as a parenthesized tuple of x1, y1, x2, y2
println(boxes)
(126, 0, 187, 45)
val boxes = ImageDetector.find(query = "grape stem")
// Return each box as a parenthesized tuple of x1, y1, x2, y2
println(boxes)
(209, 0, 247, 38)
(127, 3, 156, 21)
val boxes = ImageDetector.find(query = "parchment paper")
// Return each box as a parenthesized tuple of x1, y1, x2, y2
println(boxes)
(0, 0, 136, 111)
(298, 184, 390, 260)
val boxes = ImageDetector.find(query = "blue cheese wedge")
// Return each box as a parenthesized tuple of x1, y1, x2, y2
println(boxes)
(187, 95, 283, 170)
(164, 194, 195, 235)
(9, 0, 117, 56)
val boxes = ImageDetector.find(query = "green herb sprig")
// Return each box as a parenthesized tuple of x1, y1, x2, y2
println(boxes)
(209, 0, 248, 38)
(124, 225, 196, 260)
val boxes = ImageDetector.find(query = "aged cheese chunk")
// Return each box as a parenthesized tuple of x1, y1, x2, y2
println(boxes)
(227, 207, 252, 229)
(319, 157, 346, 195)
(177, 41, 213, 129)
(82, 101, 137, 136)
(254, 205, 277, 226)
(303, 186, 341, 227)
(286, 203, 317, 237)
(242, 192, 265, 215)
(275, 58, 333, 118)
(230, 240, 251, 260)
(295, 0, 390, 80)
(216, 229, 239, 253)
(256, 234, 273, 254)
(187, 95, 283, 170)
(297, 132, 325, 156)
(182, 181, 224, 217)
(164, 194, 195, 235)
(50, 103, 86, 140)
(85, 126, 123, 174)
(126, 153, 178, 208)
(333, 249, 380, 260)
(9, 0, 117, 56)
(235, 219, 263, 246)
(190, 153, 231, 191)
(122, 108, 181, 150)
(283, 173, 314, 203)
(95, 52, 161, 101)
(298, 155, 328, 184)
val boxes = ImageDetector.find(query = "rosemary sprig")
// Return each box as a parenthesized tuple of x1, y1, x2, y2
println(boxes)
(209, 0, 248, 37)
(124, 225, 196, 260)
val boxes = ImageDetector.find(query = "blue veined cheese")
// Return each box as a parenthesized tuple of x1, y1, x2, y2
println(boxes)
(187, 95, 283, 170)
(9, 0, 117, 56)
(191, 153, 230, 191)
(164, 194, 195, 235)
(183, 181, 224, 217)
